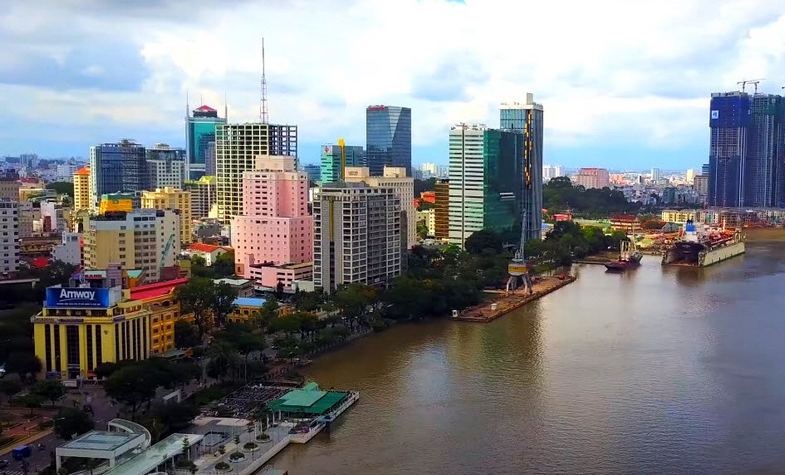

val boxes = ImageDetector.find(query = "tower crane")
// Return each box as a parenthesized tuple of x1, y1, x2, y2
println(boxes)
(737, 78, 765, 94)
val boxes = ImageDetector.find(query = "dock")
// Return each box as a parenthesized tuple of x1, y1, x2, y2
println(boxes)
(452, 275, 576, 323)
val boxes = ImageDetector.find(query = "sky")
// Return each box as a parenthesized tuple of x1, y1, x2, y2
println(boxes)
(2, 0, 785, 170)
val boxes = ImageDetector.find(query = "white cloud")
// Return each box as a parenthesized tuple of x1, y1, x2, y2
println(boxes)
(2, 0, 785, 166)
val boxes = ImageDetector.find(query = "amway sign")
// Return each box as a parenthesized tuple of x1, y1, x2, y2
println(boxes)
(46, 287, 110, 308)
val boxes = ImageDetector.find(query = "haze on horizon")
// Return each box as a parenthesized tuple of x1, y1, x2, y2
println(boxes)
(2, 0, 784, 170)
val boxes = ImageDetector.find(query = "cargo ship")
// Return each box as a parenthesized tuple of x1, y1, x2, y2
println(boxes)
(604, 240, 643, 271)
(661, 220, 745, 267)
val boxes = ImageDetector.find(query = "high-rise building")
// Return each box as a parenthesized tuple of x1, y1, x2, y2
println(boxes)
(650, 168, 661, 182)
(89, 140, 147, 209)
(215, 123, 297, 223)
(186, 105, 226, 180)
(313, 183, 401, 292)
(694, 175, 709, 204)
(686, 168, 696, 184)
(543, 165, 565, 181)
(708, 91, 785, 208)
(184, 175, 216, 220)
(574, 168, 611, 189)
(51, 232, 82, 266)
(146, 144, 187, 190)
(434, 179, 450, 241)
(320, 144, 366, 183)
(366, 105, 412, 176)
(73, 167, 92, 213)
(344, 166, 416, 249)
(0, 172, 20, 201)
(302, 164, 321, 183)
(0, 200, 19, 277)
(231, 155, 313, 281)
(500, 93, 544, 242)
(141, 188, 192, 245)
(84, 209, 180, 282)
(448, 123, 525, 246)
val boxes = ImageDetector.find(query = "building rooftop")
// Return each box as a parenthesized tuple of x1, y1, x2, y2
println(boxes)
(61, 431, 142, 452)
(188, 242, 225, 253)
(105, 433, 203, 475)
(75, 167, 90, 176)
(233, 297, 266, 308)
(267, 382, 350, 416)
(129, 277, 189, 301)
(214, 277, 249, 287)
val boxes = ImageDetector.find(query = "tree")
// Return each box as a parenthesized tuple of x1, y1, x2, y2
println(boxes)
(333, 283, 377, 330)
(177, 277, 214, 338)
(46, 182, 74, 198)
(174, 321, 200, 349)
(6, 352, 42, 381)
(104, 365, 157, 420)
(0, 380, 22, 399)
(18, 393, 44, 416)
(206, 340, 239, 381)
(212, 251, 235, 278)
(464, 230, 503, 255)
(384, 276, 431, 320)
(54, 407, 94, 440)
(213, 282, 238, 327)
(416, 220, 429, 240)
(32, 380, 66, 406)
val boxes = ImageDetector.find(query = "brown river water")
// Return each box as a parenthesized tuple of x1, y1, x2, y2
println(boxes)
(268, 241, 785, 474)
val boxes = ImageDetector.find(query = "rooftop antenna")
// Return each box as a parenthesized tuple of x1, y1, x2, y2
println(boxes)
(260, 36, 269, 123)
(224, 90, 228, 121)
(200, 93, 204, 106)
(186, 90, 190, 117)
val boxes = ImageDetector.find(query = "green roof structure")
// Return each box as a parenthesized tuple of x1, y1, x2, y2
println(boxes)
(267, 383, 349, 416)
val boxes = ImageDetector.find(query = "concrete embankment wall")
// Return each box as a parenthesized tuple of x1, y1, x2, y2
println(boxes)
(703, 242, 745, 266)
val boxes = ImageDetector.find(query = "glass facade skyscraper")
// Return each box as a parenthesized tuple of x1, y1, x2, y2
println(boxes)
(708, 91, 785, 208)
(186, 105, 226, 180)
(320, 144, 366, 183)
(500, 93, 544, 242)
(89, 140, 147, 209)
(448, 124, 524, 246)
(366, 105, 411, 176)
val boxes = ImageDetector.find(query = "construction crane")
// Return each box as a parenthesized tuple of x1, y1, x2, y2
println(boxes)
(338, 138, 346, 180)
(737, 78, 765, 94)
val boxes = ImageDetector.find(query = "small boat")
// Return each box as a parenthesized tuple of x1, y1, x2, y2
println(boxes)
(604, 240, 642, 272)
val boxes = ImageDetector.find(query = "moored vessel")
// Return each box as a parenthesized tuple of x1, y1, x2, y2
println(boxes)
(661, 219, 745, 267)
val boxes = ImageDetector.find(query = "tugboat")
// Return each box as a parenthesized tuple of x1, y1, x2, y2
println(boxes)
(604, 239, 642, 272)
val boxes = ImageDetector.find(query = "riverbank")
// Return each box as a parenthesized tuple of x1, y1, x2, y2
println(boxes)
(452, 275, 576, 323)
(745, 227, 785, 241)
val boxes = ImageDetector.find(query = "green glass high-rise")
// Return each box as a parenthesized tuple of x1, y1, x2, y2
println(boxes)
(320, 144, 366, 183)
(448, 124, 523, 246)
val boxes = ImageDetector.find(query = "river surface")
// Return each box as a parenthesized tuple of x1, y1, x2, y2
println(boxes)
(270, 242, 785, 474)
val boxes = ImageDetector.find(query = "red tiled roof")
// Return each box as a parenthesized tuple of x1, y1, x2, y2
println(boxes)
(31, 257, 49, 269)
(188, 243, 223, 253)
(130, 277, 189, 301)
(195, 105, 216, 112)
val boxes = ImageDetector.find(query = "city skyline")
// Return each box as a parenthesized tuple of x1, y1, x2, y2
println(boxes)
(4, 1, 785, 169)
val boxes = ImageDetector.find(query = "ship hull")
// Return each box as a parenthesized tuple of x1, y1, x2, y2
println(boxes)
(662, 241, 745, 267)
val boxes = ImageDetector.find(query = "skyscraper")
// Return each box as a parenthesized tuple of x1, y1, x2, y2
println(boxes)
(0, 200, 19, 277)
(500, 93, 544, 242)
(141, 187, 192, 245)
(366, 105, 412, 176)
(89, 140, 147, 209)
(448, 123, 524, 247)
(146, 144, 187, 190)
(186, 105, 226, 180)
(320, 144, 366, 183)
(73, 166, 92, 213)
(313, 183, 401, 292)
(215, 123, 297, 223)
(708, 91, 785, 208)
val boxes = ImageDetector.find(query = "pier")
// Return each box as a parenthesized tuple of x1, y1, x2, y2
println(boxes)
(453, 275, 576, 323)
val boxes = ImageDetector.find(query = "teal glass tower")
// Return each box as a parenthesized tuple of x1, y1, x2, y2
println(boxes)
(186, 105, 226, 180)
(320, 144, 366, 183)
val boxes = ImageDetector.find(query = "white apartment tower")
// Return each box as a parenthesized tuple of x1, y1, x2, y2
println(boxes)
(448, 123, 486, 245)
(313, 183, 401, 292)
(0, 200, 19, 276)
(344, 166, 416, 249)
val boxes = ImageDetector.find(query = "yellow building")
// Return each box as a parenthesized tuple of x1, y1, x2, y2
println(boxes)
(129, 278, 191, 355)
(662, 209, 696, 225)
(98, 192, 134, 214)
(84, 209, 180, 283)
(73, 167, 92, 212)
(141, 187, 192, 245)
(227, 297, 268, 323)
(33, 286, 151, 379)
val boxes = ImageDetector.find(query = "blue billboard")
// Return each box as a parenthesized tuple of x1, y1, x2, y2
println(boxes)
(46, 287, 110, 308)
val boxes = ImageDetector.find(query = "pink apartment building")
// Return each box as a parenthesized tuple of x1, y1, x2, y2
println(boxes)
(574, 167, 611, 189)
(231, 156, 313, 288)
